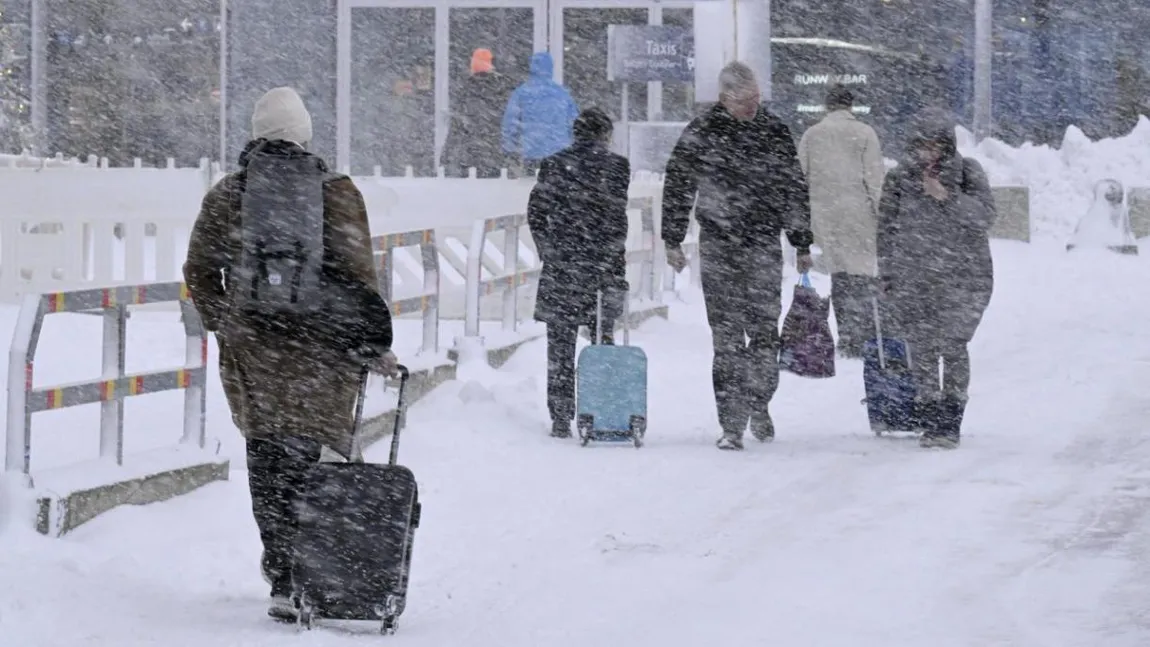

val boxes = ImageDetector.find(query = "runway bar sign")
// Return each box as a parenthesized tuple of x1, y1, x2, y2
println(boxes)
(607, 25, 695, 83)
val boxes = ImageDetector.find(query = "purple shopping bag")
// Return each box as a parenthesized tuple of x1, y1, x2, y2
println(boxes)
(779, 273, 836, 378)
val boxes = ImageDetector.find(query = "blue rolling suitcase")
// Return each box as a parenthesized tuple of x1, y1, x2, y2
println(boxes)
(576, 292, 648, 448)
(862, 298, 918, 435)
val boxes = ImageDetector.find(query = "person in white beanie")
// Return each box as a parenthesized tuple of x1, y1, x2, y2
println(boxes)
(251, 86, 314, 146)
(184, 86, 400, 620)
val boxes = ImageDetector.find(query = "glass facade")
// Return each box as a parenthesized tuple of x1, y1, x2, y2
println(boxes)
(14, 0, 1150, 166)
(43, 0, 219, 166)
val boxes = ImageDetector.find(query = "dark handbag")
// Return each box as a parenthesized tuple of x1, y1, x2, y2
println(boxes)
(779, 273, 836, 379)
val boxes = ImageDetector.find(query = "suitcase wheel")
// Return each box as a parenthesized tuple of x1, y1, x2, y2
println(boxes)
(629, 415, 646, 448)
(577, 414, 594, 446)
(379, 595, 401, 635)
(381, 617, 397, 635)
(870, 420, 889, 437)
(295, 592, 315, 630)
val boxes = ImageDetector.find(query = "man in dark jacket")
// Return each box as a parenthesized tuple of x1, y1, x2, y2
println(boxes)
(877, 109, 995, 449)
(662, 62, 814, 451)
(527, 107, 630, 439)
(183, 87, 398, 619)
(443, 48, 517, 178)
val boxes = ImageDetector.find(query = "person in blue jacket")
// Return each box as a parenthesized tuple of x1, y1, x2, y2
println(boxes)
(501, 52, 579, 173)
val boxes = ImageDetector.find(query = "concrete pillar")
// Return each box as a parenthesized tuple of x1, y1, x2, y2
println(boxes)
(735, 0, 771, 101)
(222, 0, 336, 170)
(972, 0, 993, 140)
(693, 0, 770, 103)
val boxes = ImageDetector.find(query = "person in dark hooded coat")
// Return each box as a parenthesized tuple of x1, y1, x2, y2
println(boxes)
(442, 48, 517, 178)
(877, 109, 996, 449)
(526, 107, 630, 439)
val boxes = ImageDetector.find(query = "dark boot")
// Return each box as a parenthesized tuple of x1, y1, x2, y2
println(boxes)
(913, 395, 941, 439)
(550, 419, 572, 439)
(716, 432, 745, 451)
(921, 395, 963, 449)
(750, 414, 775, 443)
(267, 576, 296, 621)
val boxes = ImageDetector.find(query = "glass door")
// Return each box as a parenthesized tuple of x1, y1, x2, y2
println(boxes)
(338, 0, 545, 175)
(547, 0, 695, 156)
(549, 0, 649, 123)
(445, 5, 542, 176)
(340, 1, 437, 175)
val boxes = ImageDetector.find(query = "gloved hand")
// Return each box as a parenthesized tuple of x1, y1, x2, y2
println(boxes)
(371, 349, 400, 378)
(350, 345, 400, 378)
(665, 245, 688, 273)
(796, 253, 813, 274)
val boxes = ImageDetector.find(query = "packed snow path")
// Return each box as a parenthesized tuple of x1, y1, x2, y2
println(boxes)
(5, 242, 1150, 646)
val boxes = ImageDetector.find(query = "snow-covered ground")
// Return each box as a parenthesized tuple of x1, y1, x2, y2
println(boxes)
(4, 125, 1150, 644)
(3, 237, 1150, 646)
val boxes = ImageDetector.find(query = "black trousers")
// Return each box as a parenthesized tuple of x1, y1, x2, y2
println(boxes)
(830, 272, 879, 356)
(699, 239, 783, 436)
(908, 339, 972, 400)
(546, 321, 614, 422)
(247, 435, 323, 595)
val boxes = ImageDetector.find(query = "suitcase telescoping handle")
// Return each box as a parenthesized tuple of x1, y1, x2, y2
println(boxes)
(349, 362, 410, 465)
(871, 297, 886, 370)
(595, 289, 631, 346)
(387, 365, 411, 466)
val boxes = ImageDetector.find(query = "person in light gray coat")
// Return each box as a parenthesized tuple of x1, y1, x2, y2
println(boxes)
(798, 85, 886, 357)
(877, 109, 995, 449)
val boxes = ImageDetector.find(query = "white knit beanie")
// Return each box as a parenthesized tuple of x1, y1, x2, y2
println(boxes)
(251, 87, 313, 145)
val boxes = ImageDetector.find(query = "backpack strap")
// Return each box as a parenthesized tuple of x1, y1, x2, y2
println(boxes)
(321, 171, 350, 187)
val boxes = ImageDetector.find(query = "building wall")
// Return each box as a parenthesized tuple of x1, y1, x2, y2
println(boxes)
(22, 1, 1150, 163)
(42, 0, 219, 165)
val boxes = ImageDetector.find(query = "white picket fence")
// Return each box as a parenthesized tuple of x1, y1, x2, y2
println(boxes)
(0, 158, 688, 347)
(0, 158, 697, 306)
(0, 153, 1043, 317)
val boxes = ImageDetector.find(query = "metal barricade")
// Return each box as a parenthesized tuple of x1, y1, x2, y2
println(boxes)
(372, 228, 440, 353)
(625, 196, 660, 304)
(463, 213, 541, 337)
(5, 282, 207, 475)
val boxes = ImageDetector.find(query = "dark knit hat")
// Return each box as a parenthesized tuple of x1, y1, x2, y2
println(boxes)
(825, 84, 854, 111)
(573, 107, 614, 142)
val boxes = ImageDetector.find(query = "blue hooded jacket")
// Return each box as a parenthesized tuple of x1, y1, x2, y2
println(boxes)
(502, 52, 579, 161)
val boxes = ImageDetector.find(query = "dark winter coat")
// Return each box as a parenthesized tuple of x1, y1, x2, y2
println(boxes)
(662, 103, 814, 254)
(527, 139, 631, 326)
(443, 71, 517, 176)
(877, 116, 995, 344)
(183, 139, 392, 457)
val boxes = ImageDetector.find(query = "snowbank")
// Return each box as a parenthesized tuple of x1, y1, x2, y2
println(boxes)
(956, 117, 1150, 243)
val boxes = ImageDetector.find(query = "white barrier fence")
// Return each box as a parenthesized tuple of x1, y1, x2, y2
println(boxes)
(5, 282, 208, 476)
(2, 281, 228, 536)
(364, 195, 665, 356)
(0, 158, 1045, 305)
(373, 228, 440, 354)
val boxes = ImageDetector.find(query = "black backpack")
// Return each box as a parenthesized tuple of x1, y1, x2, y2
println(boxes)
(226, 143, 342, 341)
(223, 140, 393, 355)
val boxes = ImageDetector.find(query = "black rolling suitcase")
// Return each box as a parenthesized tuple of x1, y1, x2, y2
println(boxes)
(290, 364, 421, 634)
